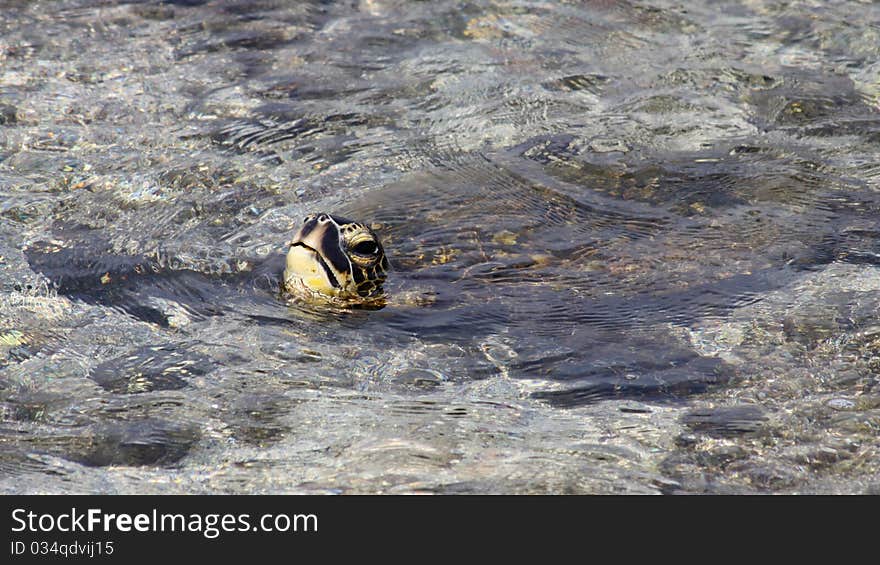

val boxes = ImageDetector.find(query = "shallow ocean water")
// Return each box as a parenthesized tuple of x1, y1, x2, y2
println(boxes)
(1, 0, 879, 493)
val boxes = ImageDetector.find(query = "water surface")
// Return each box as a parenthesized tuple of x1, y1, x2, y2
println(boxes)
(2, 0, 880, 493)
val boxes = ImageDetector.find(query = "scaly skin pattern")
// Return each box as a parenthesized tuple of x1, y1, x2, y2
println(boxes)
(283, 213, 389, 306)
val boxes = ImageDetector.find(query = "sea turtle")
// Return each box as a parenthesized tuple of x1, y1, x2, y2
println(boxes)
(283, 213, 390, 308)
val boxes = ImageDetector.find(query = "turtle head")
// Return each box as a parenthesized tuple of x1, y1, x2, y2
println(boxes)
(284, 213, 389, 303)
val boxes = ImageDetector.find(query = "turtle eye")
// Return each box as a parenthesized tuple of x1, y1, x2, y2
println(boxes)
(352, 240, 378, 256)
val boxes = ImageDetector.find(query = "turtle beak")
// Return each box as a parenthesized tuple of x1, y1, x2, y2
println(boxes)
(286, 216, 353, 295)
